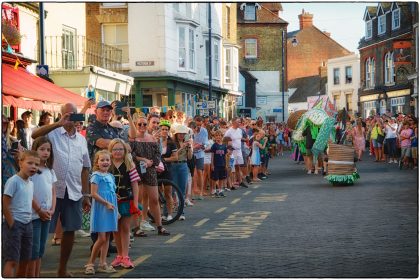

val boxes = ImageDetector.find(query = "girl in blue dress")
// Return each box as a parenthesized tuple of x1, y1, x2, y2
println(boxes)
(250, 130, 263, 182)
(85, 150, 118, 275)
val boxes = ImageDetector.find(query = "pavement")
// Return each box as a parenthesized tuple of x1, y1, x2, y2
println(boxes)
(40, 152, 418, 278)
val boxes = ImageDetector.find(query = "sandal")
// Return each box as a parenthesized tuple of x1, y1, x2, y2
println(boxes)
(51, 237, 61, 246)
(84, 264, 95, 275)
(158, 227, 170, 236)
(133, 227, 148, 237)
(97, 264, 116, 274)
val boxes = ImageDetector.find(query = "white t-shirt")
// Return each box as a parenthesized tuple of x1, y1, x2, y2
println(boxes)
(385, 123, 398, 139)
(224, 127, 243, 150)
(31, 167, 57, 220)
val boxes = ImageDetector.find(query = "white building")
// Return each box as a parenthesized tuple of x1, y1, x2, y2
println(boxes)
(43, 3, 133, 103)
(327, 54, 360, 115)
(128, 3, 231, 116)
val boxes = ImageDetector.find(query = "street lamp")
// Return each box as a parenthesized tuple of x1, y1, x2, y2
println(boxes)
(281, 29, 285, 122)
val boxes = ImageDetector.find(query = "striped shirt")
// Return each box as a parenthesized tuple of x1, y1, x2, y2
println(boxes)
(48, 127, 91, 201)
(129, 167, 141, 182)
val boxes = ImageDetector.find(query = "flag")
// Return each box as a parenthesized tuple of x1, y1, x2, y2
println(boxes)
(14, 57, 21, 70)
(312, 97, 324, 109)
(324, 97, 337, 117)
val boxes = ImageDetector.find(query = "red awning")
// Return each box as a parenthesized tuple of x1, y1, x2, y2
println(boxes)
(2, 63, 87, 107)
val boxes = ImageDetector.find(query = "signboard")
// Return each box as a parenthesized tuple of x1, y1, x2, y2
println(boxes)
(238, 108, 251, 118)
(256, 96, 267, 105)
(36, 65, 49, 76)
(135, 61, 155, 66)
(273, 108, 282, 113)
(393, 40, 412, 66)
(196, 101, 216, 109)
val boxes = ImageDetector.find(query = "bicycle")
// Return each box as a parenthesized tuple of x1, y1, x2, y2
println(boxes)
(148, 178, 184, 225)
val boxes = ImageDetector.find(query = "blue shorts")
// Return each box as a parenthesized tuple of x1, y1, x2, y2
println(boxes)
(2, 220, 33, 262)
(50, 189, 82, 233)
(372, 139, 383, 148)
(194, 157, 204, 171)
(31, 218, 50, 259)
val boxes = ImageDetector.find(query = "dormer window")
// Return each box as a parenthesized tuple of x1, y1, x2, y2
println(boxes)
(244, 4, 256, 21)
(378, 15, 386, 35)
(366, 20, 372, 39)
(392, 8, 400, 30)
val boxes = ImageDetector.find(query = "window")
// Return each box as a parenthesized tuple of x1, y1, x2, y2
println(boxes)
(378, 15, 386, 35)
(233, 48, 238, 85)
(226, 6, 231, 38)
(244, 4, 256, 21)
(213, 42, 219, 78)
(365, 58, 375, 88)
(391, 97, 405, 115)
(62, 26, 76, 69)
(188, 29, 195, 70)
(244, 38, 257, 58)
(333, 68, 340, 85)
(384, 52, 394, 84)
(366, 20, 372, 39)
(178, 26, 186, 68)
(346, 94, 352, 112)
(345, 66, 352, 84)
(205, 40, 210, 76)
(225, 48, 231, 83)
(392, 9, 400, 30)
(333, 94, 340, 109)
(103, 24, 129, 63)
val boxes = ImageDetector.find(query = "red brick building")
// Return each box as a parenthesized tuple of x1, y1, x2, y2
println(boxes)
(287, 10, 351, 82)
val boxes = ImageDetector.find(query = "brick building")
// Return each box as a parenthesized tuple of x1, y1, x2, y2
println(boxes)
(358, 2, 418, 118)
(237, 2, 289, 122)
(287, 9, 351, 112)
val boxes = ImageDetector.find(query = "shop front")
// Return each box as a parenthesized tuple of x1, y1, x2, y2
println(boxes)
(360, 94, 379, 118)
(131, 75, 228, 117)
(386, 89, 412, 115)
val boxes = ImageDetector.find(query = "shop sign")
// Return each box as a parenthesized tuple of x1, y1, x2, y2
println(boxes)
(256, 96, 267, 105)
(196, 101, 216, 109)
(387, 89, 410, 98)
(273, 108, 282, 113)
(360, 94, 379, 102)
(135, 61, 154, 66)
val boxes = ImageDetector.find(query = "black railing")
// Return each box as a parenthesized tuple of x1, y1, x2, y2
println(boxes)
(45, 35, 122, 72)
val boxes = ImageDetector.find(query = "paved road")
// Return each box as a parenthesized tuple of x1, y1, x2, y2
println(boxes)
(41, 152, 418, 278)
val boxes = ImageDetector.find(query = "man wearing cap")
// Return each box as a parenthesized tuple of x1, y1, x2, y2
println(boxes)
(86, 100, 123, 161)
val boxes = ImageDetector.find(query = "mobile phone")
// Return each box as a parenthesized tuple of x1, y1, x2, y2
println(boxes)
(69, 114, 85, 122)
(86, 89, 95, 100)
(11, 141, 19, 150)
(115, 101, 126, 116)
(184, 134, 190, 141)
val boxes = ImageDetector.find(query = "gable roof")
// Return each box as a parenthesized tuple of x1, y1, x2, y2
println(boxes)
(288, 75, 327, 103)
(364, 6, 376, 20)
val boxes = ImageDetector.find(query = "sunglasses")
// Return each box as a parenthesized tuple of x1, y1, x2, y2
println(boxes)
(138, 123, 147, 127)
(152, 121, 159, 124)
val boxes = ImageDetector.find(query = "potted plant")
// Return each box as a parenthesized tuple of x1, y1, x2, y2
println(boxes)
(2, 20, 21, 46)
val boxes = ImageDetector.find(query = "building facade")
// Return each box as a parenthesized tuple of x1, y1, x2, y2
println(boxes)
(327, 54, 360, 114)
(358, 2, 418, 118)
(287, 9, 351, 113)
(45, 3, 133, 104)
(237, 2, 288, 122)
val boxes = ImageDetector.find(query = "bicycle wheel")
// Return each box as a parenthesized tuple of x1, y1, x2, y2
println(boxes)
(148, 179, 184, 225)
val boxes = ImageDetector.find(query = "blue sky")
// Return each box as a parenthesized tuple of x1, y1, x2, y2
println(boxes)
(281, 2, 378, 54)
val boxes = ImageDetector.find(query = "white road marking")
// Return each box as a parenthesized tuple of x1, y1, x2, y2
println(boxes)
(165, 233, 185, 244)
(194, 218, 210, 227)
(243, 191, 252, 196)
(215, 207, 227, 213)
(231, 198, 241, 204)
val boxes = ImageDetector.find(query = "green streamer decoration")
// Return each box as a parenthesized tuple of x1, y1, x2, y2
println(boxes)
(325, 172, 360, 186)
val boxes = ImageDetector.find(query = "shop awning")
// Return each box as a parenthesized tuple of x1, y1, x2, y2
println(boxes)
(2, 63, 87, 108)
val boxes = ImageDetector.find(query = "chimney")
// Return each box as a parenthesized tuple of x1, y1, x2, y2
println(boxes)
(319, 65, 327, 77)
(298, 9, 313, 30)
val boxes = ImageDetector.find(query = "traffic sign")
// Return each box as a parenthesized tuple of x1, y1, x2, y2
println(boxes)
(36, 65, 49, 76)
(196, 101, 216, 109)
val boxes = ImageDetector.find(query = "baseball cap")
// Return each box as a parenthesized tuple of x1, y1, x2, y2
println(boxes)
(96, 100, 113, 109)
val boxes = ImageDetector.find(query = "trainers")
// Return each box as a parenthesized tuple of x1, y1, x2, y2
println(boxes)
(121, 256, 134, 269)
(245, 176, 252, 184)
(97, 264, 116, 273)
(179, 215, 186, 221)
(185, 199, 194, 207)
(76, 229, 91, 238)
(388, 160, 393, 163)
(111, 255, 123, 267)
(166, 214, 173, 221)
(224, 187, 231, 192)
(140, 220, 155, 231)
(213, 192, 220, 198)
(240, 182, 249, 188)
(393, 159, 398, 164)
(218, 191, 226, 197)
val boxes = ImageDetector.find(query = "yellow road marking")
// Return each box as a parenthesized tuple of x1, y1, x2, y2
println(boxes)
(243, 191, 252, 196)
(231, 198, 241, 204)
(165, 233, 184, 244)
(215, 207, 227, 213)
(111, 254, 152, 278)
(194, 218, 210, 227)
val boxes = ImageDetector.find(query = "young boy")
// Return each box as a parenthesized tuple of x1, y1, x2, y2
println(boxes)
(211, 130, 228, 197)
(2, 150, 40, 277)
